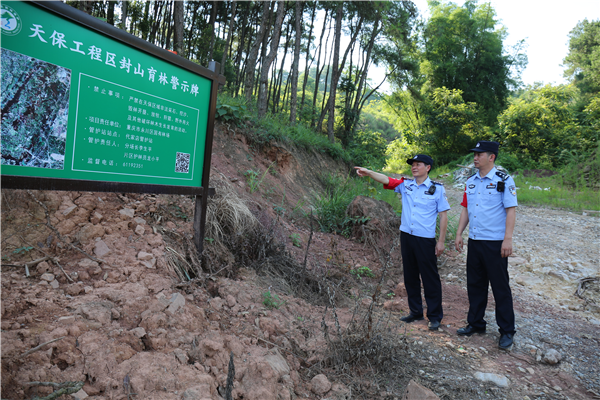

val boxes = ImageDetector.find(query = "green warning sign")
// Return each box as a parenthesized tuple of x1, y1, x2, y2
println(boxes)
(1, 1, 217, 192)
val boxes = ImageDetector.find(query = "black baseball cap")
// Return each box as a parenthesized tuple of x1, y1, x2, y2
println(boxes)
(407, 154, 433, 166)
(470, 140, 499, 155)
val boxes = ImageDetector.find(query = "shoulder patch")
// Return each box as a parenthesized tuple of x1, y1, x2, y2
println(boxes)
(495, 170, 509, 181)
(430, 180, 444, 186)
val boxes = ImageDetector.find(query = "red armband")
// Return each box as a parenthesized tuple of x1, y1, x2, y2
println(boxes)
(460, 189, 468, 207)
(384, 177, 404, 190)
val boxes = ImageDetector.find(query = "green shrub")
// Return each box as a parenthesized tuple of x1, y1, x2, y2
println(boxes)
(263, 290, 285, 309)
(289, 233, 302, 248)
(243, 163, 274, 194)
(350, 266, 375, 279)
(216, 94, 249, 125)
(347, 130, 388, 171)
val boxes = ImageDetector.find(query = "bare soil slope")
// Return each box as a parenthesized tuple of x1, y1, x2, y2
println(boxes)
(1, 123, 599, 400)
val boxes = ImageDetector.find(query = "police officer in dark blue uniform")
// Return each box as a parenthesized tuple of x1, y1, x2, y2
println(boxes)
(355, 155, 450, 331)
(454, 141, 518, 350)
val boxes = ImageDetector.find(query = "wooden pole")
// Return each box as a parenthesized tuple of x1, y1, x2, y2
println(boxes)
(193, 61, 221, 256)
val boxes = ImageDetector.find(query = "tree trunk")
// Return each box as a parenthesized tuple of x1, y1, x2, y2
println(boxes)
(244, 1, 271, 102)
(220, 1, 237, 76)
(350, 17, 381, 137)
(149, 1, 163, 44)
(311, 10, 330, 128)
(107, 1, 116, 25)
(300, 2, 316, 120)
(327, 3, 343, 142)
(173, 0, 184, 56)
(258, 1, 285, 117)
(274, 21, 291, 113)
(79, 1, 92, 15)
(317, 7, 364, 142)
(317, 49, 333, 133)
(140, 1, 150, 40)
(186, 2, 200, 58)
(289, 1, 303, 124)
(256, 11, 271, 104)
(207, 1, 218, 61)
(120, 0, 128, 30)
(164, 2, 174, 50)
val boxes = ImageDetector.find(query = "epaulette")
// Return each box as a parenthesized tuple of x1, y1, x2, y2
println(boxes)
(495, 170, 509, 181)
(430, 180, 444, 186)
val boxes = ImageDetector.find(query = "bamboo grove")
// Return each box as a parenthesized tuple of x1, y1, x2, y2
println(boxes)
(66, 1, 419, 146)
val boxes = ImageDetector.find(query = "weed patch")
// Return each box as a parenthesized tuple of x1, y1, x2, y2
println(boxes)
(262, 290, 285, 309)
(514, 173, 600, 212)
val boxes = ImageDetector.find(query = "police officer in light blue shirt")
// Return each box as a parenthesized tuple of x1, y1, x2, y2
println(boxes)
(355, 155, 450, 331)
(455, 140, 518, 350)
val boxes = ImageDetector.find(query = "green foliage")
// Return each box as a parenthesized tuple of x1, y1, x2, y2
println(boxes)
(244, 163, 273, 194)
(262, 290, 285, 309)
(385, 136, 422, 174)
(407, 87, 483, 166)
(421, 1, 525, 125)
(311, 173, 390, 236)
(563, 19, 600, 97)
(494, 152, 522, 173)
(273, 204, 286, 216)
(562, 142, 600, 188)
(289, 233, 302, 248)
(312, 174, 358, 235)
(215, 94, 249, 125)
(243, 111, 352, 164)
(497, 84, 594, 168)
(171, 205, 189, 221)
(347, 130, 388, 171)
(350, 266, 375, 279)
(13, 246, 34, 255)
(360, 101, 402, 142)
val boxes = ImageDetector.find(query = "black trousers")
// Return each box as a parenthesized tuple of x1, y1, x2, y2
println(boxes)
(400, 231, 443, 321)
(466, 239, 515, 335)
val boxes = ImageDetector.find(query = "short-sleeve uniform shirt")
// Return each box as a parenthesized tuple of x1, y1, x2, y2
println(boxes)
(461, 167, 518, 241)
(385, 177, 450, 238)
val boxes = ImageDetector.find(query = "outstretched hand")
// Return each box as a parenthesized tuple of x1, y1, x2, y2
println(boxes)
(354, 166, 370, 177)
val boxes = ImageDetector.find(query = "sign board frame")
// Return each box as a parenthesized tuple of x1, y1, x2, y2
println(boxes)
(1, 0, 225, 196)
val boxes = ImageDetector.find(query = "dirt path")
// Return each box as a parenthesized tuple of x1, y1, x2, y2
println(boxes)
(411, 182, 600, 399)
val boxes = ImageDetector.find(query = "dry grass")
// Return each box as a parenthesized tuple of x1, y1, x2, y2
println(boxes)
(205, 173, 259, 242)
(311, 235, 421, 396)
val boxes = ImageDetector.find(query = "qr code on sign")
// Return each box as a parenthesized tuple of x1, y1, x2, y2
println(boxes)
(175, 152, 190, 173)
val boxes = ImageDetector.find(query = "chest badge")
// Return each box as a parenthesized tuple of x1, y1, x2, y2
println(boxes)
(468, 184, 476, 189)
(486, 183, 496, 189)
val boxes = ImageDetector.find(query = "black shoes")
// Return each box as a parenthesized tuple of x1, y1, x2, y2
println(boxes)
(499, 333, 514, 349)
(456, 325, 486, 336)
(428, 320, 441, 331)
(400, 314, 424, 323)
(400, 314, 441, 331)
